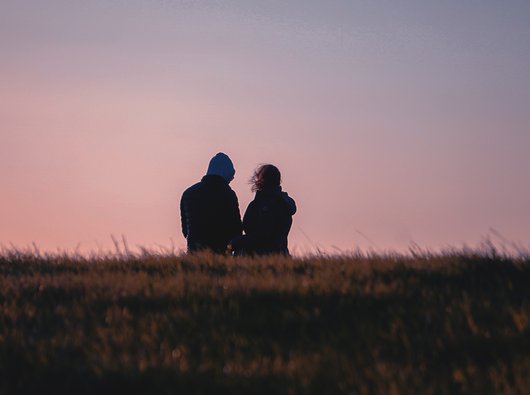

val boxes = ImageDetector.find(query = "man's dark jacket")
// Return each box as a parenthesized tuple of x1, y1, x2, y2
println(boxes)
(180, 175, 242, 253)
(242, 187, 296, 255)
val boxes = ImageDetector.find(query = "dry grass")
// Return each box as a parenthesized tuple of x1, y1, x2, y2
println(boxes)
(0, 247, 529, 394)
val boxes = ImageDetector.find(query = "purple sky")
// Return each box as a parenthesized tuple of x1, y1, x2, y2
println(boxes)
(1, 1, 529, 254)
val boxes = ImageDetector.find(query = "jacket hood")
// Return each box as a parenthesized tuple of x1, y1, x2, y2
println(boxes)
(206, 152, 235, 182)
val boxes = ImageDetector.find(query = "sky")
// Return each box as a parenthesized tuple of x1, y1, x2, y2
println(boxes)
(1, 0, 529, 254)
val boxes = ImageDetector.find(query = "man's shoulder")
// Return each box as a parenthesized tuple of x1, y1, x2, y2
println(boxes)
(182, 179, 236, 199)
(182, 181, 203, 198)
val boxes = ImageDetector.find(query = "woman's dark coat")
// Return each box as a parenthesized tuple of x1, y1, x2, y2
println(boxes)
(243, 187, 296, 255)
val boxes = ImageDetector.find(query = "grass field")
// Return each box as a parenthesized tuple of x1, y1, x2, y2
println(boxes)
(1, 248, 529, 394)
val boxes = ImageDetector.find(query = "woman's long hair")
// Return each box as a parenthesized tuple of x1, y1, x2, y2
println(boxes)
(250, 164, 281, 192)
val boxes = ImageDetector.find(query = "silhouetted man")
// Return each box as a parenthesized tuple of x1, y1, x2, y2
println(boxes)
(180, 153, 242, 253)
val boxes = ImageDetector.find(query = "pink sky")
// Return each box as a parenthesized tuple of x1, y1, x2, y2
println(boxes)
(1, 1, 529, 254)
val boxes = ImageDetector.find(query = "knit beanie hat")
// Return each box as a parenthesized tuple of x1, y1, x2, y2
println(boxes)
(206, 152, 235, 182)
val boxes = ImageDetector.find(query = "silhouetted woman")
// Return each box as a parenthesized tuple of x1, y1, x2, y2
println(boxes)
(242, 164, 297, 255)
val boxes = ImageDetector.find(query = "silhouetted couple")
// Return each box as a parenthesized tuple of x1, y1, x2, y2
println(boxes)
(180, 152, 296, 255)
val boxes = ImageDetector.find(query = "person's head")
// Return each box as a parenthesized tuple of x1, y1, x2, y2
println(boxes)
(250, 164, 281, 192)
(206, 152, 235, 183)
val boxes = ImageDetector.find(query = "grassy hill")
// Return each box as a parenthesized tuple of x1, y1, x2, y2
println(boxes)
(0, 249, 529, 394)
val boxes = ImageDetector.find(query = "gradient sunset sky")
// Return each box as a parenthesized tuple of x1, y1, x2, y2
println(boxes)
(1, 1, 529, 254)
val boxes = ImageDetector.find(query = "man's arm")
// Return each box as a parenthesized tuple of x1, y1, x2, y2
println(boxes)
(180, 193, 188, 238)
(242, 200, 256, 235)
(228, 190, 243, 238)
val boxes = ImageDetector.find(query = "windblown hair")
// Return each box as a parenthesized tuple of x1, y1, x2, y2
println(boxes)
(250, 164, 281, 192)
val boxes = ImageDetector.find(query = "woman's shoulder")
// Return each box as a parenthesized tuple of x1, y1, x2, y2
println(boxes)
(279, 191, 297, 215)
(262, 189, 296, 215)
